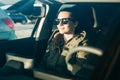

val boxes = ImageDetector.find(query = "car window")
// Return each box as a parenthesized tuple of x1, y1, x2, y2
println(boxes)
(0, 0, 45, 39)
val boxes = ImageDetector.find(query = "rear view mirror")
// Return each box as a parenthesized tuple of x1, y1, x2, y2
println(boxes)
(31, 6, 45, 17)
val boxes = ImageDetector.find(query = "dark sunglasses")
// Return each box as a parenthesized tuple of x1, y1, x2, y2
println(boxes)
(54, 18, 74, 25)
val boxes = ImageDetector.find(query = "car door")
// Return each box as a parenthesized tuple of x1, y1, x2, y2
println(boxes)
(0, 0, 47, 69)
(0, 18, 46, 68)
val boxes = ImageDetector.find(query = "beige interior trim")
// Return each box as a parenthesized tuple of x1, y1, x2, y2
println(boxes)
(6, 54, 33, 69)
(33, 70, 71, 80)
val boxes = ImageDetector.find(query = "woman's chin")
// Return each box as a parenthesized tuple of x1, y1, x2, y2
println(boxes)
(59, 31, 64, 34)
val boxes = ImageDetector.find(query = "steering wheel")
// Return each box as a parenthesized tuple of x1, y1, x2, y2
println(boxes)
(65, 46, 103, 75)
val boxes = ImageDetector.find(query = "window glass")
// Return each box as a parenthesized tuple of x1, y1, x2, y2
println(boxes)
(0, 0, 42, 40)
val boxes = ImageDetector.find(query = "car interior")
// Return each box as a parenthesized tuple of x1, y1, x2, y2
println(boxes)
(0, 1, 120, 80)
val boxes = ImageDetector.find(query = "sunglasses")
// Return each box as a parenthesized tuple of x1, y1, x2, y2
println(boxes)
(54, 18, 74, 25)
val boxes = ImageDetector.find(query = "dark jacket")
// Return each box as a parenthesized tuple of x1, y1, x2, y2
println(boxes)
(40, 30, 99, 80)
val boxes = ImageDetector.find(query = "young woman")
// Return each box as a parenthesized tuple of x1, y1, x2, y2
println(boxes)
(40, 6, 99, 80)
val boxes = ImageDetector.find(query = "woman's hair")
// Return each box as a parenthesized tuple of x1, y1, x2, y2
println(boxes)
(57, 6, 79, 22)
(57, 5, 94, 35)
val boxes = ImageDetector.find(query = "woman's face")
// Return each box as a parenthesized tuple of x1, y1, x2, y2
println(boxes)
(57, 11, 77, 34)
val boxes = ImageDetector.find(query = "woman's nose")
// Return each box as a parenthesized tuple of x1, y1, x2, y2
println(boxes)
(57, 21, 63, 26)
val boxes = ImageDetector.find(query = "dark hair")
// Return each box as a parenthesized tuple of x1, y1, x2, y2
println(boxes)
(57, 5, 94, 35)
(57, 6, 79, 22)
